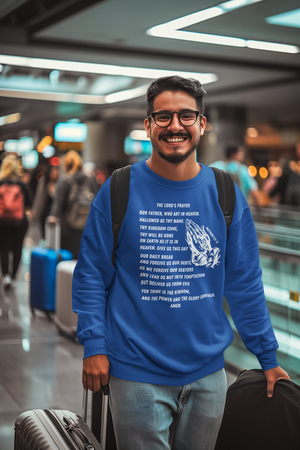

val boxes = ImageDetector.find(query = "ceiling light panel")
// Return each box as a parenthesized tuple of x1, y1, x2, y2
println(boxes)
(0, 55, 218, 86)
(221, 0, 263, 11)
(266, 8, 300, 29)
(146, 0, 299, 54)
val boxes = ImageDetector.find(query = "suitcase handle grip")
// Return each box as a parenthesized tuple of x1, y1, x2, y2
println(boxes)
(82, 385, 109, 422)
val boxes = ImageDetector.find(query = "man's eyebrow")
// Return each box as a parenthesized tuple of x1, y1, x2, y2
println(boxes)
(153, 109, 195, 113)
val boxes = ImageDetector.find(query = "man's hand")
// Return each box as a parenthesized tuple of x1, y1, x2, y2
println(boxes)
(82, 354, 110, 392)
(264, 366, 290, 398)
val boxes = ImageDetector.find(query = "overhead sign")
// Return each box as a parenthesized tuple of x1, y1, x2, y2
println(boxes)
(22, 150, 39, 169)
(124, 137, 152, 155)
(17, 136, 34, 155)
(4, 139, 18, 152)
(54, 123, 87, 142)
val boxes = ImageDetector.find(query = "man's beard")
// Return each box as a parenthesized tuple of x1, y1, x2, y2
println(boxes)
(154, 145, 197, 164)
(152, 132, 201, 164)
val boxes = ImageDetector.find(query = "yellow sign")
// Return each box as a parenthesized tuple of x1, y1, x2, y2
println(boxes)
(37, 136, 53, 153)
(54, 141, 84, 152)
(289, 291, 299, 302)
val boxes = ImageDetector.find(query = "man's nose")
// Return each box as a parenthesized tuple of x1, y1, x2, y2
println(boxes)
(167, 113, 184, 131)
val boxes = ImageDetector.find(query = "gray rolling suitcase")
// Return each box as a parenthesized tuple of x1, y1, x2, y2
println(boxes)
(55, 259, 78, 338)
(13, 386, 110, 450)
(14, 408, 102, 450)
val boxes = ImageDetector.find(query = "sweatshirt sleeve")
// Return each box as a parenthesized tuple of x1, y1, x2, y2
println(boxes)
(224, 186, 279, 371)
(72, 180, 115, 359)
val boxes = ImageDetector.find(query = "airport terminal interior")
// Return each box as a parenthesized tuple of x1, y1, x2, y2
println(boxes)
(0, 0, 300, 448)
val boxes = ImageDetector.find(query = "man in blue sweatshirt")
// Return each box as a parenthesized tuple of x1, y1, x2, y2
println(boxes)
(72, 76, 289, 450)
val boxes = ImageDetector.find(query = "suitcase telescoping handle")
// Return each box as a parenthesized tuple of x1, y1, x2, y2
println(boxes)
(45, 217, 61, 251)
(82, 385, 109, 450)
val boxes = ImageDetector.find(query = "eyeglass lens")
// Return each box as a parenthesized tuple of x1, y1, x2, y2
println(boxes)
(154, 111, 198, 127)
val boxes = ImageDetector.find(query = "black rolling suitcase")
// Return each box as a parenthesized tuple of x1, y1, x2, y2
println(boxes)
(14, 389, 105, 450)
(214, 369, 300, 450)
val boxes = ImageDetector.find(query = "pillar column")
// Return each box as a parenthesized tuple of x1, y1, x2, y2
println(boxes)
(83, 120, 129, 168)
(199, 105, 247, 165)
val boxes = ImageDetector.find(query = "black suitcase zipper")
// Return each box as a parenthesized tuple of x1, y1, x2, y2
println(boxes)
(44, 410, 96, 450)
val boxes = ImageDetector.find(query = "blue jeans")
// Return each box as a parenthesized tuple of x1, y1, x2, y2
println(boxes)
(109, 369, 227, 450)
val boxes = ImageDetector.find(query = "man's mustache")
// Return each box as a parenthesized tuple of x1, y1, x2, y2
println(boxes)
(159, 131, 191, 140)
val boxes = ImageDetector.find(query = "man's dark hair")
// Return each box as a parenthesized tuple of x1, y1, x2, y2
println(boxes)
(146, 76, 206, 117)
(225, 143, 240, 160)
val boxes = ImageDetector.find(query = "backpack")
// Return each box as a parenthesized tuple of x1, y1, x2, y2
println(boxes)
(0, 183, 24, 225)
(109, 165, 236, 265)
(65, 176, 95, 231)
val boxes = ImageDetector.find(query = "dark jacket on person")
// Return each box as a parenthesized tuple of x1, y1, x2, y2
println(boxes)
(50, 171, 95, 258)
(269, 167, 298, 205)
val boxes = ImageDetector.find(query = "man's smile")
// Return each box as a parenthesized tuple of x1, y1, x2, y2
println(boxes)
(160, 132, 190, 144)
(164, 136, 187, 143)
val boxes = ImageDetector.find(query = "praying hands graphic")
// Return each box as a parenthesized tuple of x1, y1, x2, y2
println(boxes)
(185, 219, 220, 269)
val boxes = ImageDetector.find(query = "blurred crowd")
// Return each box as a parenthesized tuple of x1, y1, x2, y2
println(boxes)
(210, 143, 300, 208)
(0, 150, 110, 289)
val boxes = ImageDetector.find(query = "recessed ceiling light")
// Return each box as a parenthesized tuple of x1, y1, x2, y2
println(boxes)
(129, 130, 149, 141)
(0, 112, 21, 126)
(247, 127, 258, 137)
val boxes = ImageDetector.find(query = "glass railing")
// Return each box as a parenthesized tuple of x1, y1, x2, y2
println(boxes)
(224, 206, 300, 383)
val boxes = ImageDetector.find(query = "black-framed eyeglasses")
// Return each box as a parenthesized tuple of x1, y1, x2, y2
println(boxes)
(148, 110, 202, 128)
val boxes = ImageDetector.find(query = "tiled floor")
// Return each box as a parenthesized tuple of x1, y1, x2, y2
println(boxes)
(0, 222, 237, 450)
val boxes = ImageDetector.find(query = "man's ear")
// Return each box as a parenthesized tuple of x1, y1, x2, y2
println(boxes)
(144, 118, 151, 138)
(200, 116, 207, 136)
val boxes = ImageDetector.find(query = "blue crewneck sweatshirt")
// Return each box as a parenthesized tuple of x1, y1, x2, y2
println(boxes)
(72, 161, 278, 385)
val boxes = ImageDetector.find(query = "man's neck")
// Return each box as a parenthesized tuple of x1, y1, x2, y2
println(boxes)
(146, 155, 201, 181)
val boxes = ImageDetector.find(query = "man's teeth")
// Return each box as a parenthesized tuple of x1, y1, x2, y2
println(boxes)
(165, 137, 186, 142)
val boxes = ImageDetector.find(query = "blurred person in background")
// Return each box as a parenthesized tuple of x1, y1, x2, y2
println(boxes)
(262, 161, 281, 203)
(0, 155, 32, 289)
(269, 157, 300, 206)
(48, 150, 95, 259)
(210, 143, 266, 206)
(83, 161, 99, 194)
(31, 164, 59, 239)
(93, 165, 108, 193)
(83, 162, 109, 194)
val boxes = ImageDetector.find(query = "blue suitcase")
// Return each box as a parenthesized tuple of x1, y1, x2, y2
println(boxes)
(30, 247, 73, 316)
(30, 220, 73, 316)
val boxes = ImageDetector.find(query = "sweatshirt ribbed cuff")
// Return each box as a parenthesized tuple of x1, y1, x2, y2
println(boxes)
(257, 350, 278, 371)
(83, 338, 107, 360)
